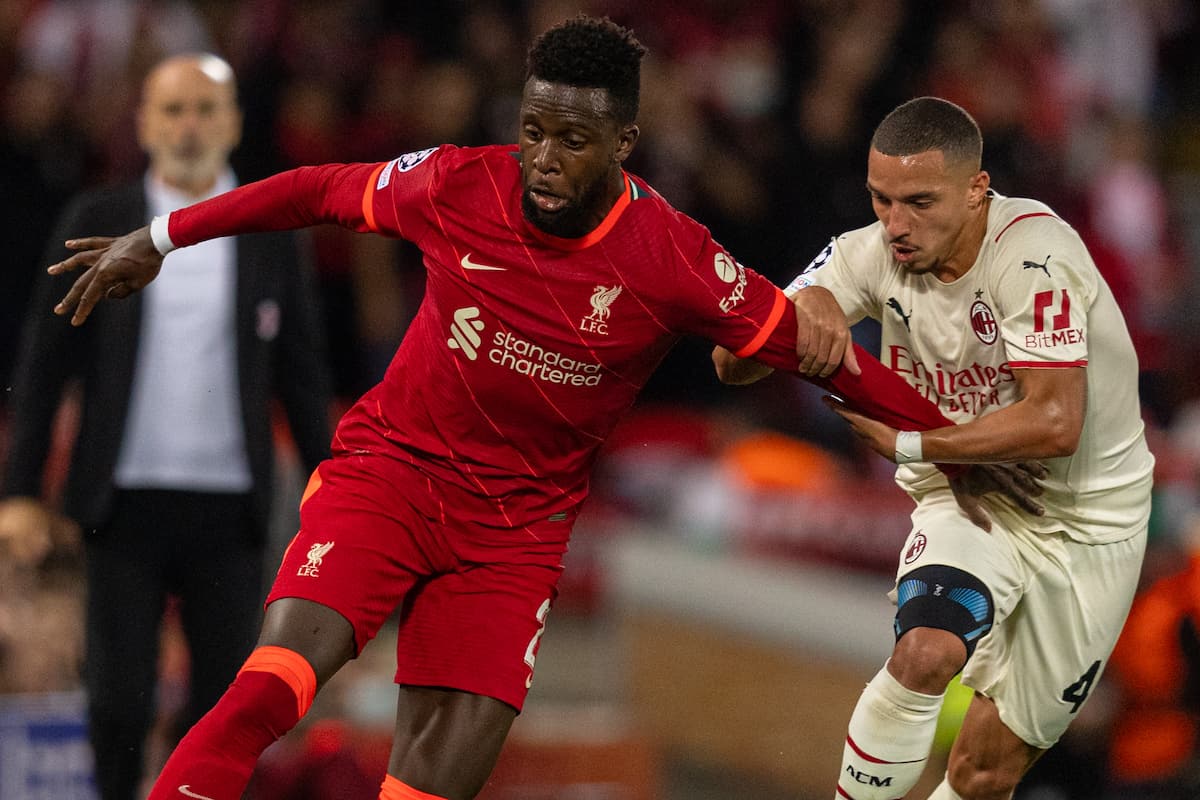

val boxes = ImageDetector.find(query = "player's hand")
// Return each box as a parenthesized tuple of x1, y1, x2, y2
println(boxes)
(948, 463, 1047, 532)
(712, 345, 774, 385)
(822, 395, 895, 459)
(0, 497, 80, 566)
(792, 286, 858, 378)
(49, 226, 163, 326)
(825, 396, 1049, 532)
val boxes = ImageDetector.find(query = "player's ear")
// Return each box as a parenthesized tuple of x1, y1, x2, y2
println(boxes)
(968, 170, 990, 210)
(614, 124, 639, 164)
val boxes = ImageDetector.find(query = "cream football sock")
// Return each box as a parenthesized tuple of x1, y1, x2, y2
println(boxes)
(925, 777, 965, 799)
(835, 664, 944, 799)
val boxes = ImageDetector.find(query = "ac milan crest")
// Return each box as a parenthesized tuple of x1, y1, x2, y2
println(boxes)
(970, 299, 998, 345)
(904, 532, 927, 564)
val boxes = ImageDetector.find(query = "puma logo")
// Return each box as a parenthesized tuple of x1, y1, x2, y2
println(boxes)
(1022, 255, 1051, 278)
(886, 297, 912, 331)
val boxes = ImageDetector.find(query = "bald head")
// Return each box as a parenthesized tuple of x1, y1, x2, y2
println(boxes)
(138, 54, 242, 197)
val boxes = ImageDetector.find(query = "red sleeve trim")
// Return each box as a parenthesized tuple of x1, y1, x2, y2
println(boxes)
(733, 288, 788, 358)
(362, 164, 386, 233)
(1008, 360, 1088, 368)
(994, 212, 1056, 243)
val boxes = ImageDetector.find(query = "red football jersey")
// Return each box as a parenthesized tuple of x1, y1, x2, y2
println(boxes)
(339, 144, 793, 527)
(167, 143, 955, 536)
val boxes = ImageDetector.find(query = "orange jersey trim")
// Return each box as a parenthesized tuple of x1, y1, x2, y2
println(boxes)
(239, 646, 317, 718)
(1008, 360, 1088, 368)
(300, 469, 323, 507)
(526, 173, 633, 251)
(380, 774, 449, 800)
(994, 212, 1057, 243)
(733, 288, 789, 358)
(362, 164, 387, 233)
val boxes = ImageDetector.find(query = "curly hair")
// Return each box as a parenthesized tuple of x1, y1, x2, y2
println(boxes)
(871, 97, 983, 171)
(526, 14, 647, 125)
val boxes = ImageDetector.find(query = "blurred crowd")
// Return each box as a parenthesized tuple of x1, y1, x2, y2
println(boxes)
(2, 0, 1200, 797)
(2, 0, 1199, 404)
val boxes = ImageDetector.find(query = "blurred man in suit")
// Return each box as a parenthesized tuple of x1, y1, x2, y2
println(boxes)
(0, 53, 332, 800)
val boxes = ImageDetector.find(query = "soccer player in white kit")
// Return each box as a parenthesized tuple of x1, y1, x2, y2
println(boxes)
(715, 96, 1153, 799)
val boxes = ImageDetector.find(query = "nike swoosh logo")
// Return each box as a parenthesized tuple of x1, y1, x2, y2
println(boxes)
(178, 786, 216, 800)
(460, 253, 507, 271)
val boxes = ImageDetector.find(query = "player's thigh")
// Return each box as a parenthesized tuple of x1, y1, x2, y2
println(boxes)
(894, 493, 1026, 645)
(389, 685, 516, 798)
(394, 560, 562, 713)
(265, 459, 450, 683)
(966, 528, 1146, 749)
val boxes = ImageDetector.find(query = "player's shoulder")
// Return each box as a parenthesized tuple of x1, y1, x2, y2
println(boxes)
(623, 171, 712, 241)
(453, 143, 523, 174)
(987, 191, 1078, 246)
(825, 220, 890, 273)
(786, 221, 889, 294)
(626, 172, 689, 220)
(464, 143, 521, 166)
(833, 220, 886, 253)
(984, 191, 1098, 288)
(379, 143, 515, 181)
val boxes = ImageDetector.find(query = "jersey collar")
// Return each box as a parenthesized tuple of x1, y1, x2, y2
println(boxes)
(525, 172, 634, 251)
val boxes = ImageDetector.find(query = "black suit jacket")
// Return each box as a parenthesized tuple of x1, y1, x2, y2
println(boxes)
(3, 181, 333, 537)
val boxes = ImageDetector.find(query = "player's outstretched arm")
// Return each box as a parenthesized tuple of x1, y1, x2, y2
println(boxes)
(824, 366, 1086, 464)
(50, 227, 162, 326)
(714, 286, 858, 383)
(49, 163, 382, 326)
(718, 294, 1048, 526)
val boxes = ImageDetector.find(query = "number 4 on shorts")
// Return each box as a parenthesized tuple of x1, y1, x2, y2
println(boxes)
(1061, 659, 1101, 713)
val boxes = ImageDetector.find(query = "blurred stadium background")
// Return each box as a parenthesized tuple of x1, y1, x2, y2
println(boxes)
(2, 1, 1200, 798)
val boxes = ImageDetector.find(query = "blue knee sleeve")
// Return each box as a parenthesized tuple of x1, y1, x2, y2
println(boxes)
(894, 564, 994, 657)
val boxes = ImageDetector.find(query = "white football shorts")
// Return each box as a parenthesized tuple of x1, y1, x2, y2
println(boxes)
(891, 490, 1148, 748)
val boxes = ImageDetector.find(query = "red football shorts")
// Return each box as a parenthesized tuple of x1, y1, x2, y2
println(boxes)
(267, 453, 570, 711)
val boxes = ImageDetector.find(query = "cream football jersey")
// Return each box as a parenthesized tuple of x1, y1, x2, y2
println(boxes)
(787, 192, 1154, 544)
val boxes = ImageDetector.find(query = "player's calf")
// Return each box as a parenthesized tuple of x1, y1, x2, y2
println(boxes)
(147, 646, 317, 800)
(835, 665, 944, 799)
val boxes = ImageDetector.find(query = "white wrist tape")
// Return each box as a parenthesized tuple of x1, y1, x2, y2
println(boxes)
(894, 430, 924, 464)
(149, 214, 177, 255)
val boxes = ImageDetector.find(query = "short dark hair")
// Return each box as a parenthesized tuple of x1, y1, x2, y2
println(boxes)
(871, 97, 982, 170)
(525, 14, 647, 125)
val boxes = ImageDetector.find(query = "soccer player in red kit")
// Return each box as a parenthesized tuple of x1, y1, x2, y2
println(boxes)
(48, 16, 1040, 800)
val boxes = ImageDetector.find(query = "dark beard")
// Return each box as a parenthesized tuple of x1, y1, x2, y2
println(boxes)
(521, 177, 609, 239)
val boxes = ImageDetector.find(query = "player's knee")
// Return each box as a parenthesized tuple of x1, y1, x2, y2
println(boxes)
(890, 627, 968, 692)
(894, 564, 993, 659)
(946, 752, 1024, 800)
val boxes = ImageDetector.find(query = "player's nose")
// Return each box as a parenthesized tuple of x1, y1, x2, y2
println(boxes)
(531, 141, 561, 175)
(882, 206, 911, 239)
